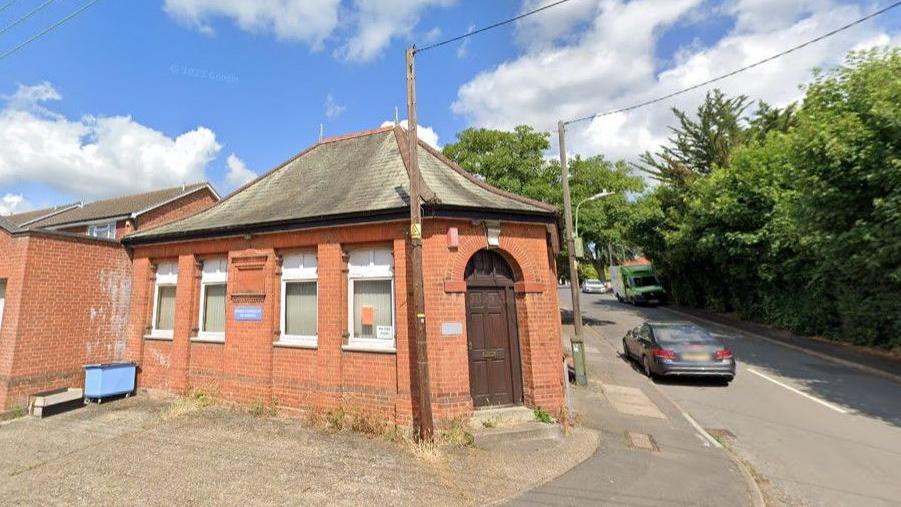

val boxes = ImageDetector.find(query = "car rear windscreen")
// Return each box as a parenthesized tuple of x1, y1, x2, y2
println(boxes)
(654, 326, 715, 343)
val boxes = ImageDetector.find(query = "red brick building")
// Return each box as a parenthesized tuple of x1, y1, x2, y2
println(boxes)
(122, 126, 565, 424)
(0, 184, 219, 410)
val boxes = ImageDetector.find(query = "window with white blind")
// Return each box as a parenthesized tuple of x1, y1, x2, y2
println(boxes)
(88, 222, 116, 239)
(347, 248, 395, 350)
(0, 279, 6, 334)
(198, 258, 227, 341)
(151, 262, 178, 338)
(279, 251, 317, 346)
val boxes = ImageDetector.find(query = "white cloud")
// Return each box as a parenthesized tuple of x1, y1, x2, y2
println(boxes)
(224, 154, 257, 190)
(456, 24, 475, 59)
(0, 193, 30, 216)
(0, 83, 222, 200)
(163, 0, 341, 48)
(452, 0, 897, 164)
(336, 0, 456, 61)
(3, 81, 60, 110)
(381, 120, 440, 149)
(324, 93, 346, 120)
(164, 0, 454, 62)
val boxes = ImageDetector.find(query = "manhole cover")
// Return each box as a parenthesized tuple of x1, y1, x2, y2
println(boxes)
(627, 431, 659, 452)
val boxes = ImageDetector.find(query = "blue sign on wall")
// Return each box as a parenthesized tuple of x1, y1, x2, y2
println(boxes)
(234, 306, 263, 321)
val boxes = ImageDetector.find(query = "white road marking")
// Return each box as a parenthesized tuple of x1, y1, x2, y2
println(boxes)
(747, 367, 849, 414)
(680, 410, 723, 448)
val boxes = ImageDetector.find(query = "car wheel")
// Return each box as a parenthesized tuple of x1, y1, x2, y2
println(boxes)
(643, 356, 655, 379)
(622, 339, 630, 360)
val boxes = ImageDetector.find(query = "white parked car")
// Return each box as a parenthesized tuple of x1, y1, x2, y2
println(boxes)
(581, 279, 608, 294)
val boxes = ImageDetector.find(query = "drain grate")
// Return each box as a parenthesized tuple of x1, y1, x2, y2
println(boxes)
(626, 431, 659, 452)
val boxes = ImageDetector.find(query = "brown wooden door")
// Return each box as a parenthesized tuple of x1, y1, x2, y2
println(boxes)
(467, 288, 516, 407)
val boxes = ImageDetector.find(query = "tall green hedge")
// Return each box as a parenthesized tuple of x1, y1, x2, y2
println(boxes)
(629, 49, 900, 349)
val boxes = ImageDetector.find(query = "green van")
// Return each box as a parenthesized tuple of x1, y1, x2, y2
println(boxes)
(610, 264, 667, 305)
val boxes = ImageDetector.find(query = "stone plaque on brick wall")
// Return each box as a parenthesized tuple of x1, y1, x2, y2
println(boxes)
(441, 322, 463, 336)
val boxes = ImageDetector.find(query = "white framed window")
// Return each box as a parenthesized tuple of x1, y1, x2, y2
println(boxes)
(197, 258, 227, 341)
(347, 247, 395, 350)
(0, 279, 6, 334)
(279, 251, 317, 347)
(87, 221, 116, 239)
(150, 261, 178, 338)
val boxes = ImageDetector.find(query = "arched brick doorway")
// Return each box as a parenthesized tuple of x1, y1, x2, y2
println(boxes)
(465, 250, 524, 408)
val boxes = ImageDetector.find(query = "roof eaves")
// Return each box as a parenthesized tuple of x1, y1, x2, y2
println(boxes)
(123, 207, 410, 246)
(13, 227, 122, 245)
(43, 214, 131, 229)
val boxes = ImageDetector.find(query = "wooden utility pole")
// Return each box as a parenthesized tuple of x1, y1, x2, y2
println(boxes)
(406, 46, 435, 440)
(558, 121, 587, 386)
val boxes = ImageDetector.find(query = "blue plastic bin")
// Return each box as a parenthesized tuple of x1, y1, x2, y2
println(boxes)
(84, 362, 136, 402)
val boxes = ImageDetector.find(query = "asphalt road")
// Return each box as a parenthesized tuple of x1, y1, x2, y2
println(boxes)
(571, 289, 901, 507)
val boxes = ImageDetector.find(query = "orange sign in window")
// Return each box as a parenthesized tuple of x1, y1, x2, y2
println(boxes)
(361, 306, 374, 326)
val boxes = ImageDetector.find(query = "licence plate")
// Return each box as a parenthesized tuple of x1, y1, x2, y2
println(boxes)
(681, 353, 710, 362)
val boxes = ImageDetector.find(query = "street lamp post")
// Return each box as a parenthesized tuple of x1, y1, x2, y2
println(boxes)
(575, 191, 614, 239)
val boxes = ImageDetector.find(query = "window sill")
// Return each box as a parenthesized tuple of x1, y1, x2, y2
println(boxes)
(144, 334, 173, 341)
(191, 335, 225, 344)
(342, 343, 396, 354)
(273, 341, 318, 350)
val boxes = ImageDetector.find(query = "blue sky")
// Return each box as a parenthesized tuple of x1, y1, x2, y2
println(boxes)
(0, 0, 897, 213)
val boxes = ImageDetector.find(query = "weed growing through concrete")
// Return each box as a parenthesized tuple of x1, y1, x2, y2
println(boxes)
(2, 406, 27, 421)
(326, 408, 346, 430)
(482, 417, 497, 429)
(533, 407, 556, 424)
(383, 425, 406, 443)
(408, 437, 443, 463)
(164, 389, 216, 420)
(350, 412, 386, 435)
(249, 399, 280, 418)
(439, 417, 475, 447)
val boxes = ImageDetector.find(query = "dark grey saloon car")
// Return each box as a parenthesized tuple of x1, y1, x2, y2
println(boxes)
(623, 322, 736, 382)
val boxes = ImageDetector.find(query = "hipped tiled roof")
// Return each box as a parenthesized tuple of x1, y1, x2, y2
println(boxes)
(125, 126, 556, 243)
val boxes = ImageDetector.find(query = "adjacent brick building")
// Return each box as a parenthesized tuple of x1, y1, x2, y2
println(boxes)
(122, 126, 565, 424)
(0, 184, 219, 410)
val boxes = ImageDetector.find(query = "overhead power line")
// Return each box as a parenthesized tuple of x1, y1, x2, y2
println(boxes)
(565, 0, 901, 126)
(0, 0, 100, 63)
(415, 0, 579, 54)
(0, 0, 20, 15)
(0, 0, 55, 38)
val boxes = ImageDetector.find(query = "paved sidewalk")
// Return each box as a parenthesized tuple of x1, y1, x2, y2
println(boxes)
(511, 324, 756, 506)
(667, 305, 901, 383)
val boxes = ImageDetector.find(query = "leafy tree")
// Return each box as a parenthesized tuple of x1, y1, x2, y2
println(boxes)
(635, 90, 750, 184)
(443, 126, 646, 281)
(442, 126, 557, 202)
(628, 48, 900, 348)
